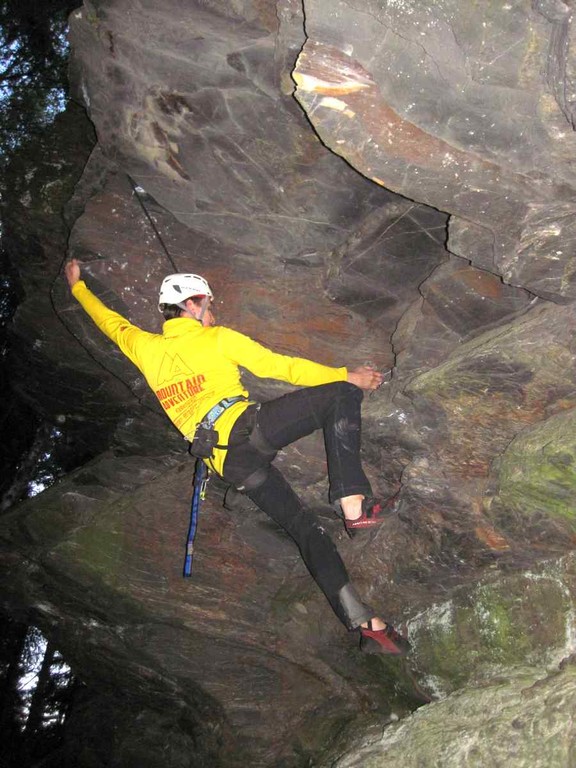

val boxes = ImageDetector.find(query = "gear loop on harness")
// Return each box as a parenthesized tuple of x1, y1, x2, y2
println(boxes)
(187, 395, 251, 459)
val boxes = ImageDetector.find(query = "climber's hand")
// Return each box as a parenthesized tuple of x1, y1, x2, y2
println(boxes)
(347, 366, 385, 390)
(65, 259, 81, 288)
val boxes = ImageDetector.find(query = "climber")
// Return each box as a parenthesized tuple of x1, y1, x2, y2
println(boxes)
(64, 259, 410, 656)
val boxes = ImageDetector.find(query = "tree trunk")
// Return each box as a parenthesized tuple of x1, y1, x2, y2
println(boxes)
(0, 618, 29, 764)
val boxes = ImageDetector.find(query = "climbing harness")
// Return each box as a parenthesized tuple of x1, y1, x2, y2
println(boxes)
(201, 395, 249, 429)
(188, 395, 249, 458)
(182, 395, 249, 575)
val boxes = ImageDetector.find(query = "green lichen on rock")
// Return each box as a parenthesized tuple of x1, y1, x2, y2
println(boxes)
(408, 303, 574, 403)
(401, 304, 576, 476)
(3, 467, 127, 586)
(60, 503, 126, 583)
(408, 558, 575, 695)
(495, 408, 576, 527)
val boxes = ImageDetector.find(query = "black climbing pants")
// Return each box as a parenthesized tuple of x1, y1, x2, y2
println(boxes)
(222, 381, 375, 629)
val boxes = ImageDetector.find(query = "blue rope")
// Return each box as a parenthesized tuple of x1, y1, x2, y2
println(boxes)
(182, 397, 247, 576)
(183, 460, 206, 577)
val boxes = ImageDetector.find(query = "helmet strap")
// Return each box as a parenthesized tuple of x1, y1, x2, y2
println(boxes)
(178, 297, 210, 324)
(198, 297, 210, 324)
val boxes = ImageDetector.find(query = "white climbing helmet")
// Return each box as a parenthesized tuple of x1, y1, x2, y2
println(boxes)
(158, 273, 213, 311)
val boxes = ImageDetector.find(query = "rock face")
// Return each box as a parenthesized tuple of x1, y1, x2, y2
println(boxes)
(317, 657, 576, 768)
(293, 0, 576, 300)
(2, 1, 576, 766)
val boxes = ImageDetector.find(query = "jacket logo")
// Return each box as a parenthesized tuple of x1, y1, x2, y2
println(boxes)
(156, 352, 196, 385)
(155, 375, 206, 410)
(154, 353, 206, 411)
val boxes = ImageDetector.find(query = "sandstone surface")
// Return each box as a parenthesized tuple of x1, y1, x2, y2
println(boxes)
(2, 1, 576, 766)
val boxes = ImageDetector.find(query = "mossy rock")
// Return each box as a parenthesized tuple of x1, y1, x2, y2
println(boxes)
(316, 660, 576, 768)
(494, 408, 576, 527)
(407, 555, 576, 696)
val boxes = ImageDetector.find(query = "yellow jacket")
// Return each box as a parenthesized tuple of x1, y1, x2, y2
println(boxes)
(72, 281, 347, 474)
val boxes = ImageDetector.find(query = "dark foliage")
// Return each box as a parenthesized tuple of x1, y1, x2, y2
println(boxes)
(0, 0, 81, 509)
(0, 612, 78, 768)
(0, 248, 41, 509)
(0, 0, 78, 156)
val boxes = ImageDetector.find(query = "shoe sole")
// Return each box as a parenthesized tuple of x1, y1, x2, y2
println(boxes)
(345, 519, 389, 539)
(360, 634, 411, 656)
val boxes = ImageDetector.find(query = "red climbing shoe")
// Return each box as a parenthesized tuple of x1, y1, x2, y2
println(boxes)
(343, 494, 400, 535)
(360, 620, 411, 656)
